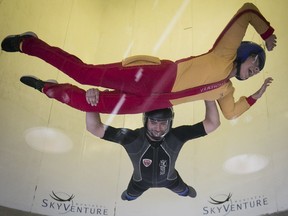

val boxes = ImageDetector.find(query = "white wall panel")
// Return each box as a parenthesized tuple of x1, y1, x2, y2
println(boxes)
(0, 0, 287, 215)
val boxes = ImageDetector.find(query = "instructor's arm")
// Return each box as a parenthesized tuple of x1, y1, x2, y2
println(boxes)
(85, 88, 105, 138)
(202, 100, 221, 134)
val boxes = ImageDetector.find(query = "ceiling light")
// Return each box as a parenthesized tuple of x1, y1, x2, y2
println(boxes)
(223, 154, 269, 175)
(24, 127, 73, 153)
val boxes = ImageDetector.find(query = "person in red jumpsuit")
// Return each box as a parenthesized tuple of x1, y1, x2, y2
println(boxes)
(1, 3, 276, 119)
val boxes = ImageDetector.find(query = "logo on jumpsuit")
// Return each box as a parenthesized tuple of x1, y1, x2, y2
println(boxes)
(143, 159, 152, 167)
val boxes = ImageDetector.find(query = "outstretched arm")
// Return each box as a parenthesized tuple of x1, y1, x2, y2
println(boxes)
(86, 112, 105, 138)
(213, 3, 275, 58)
(85, 88, 105, 138)
(250, 77, 273, 101)
(202, 100, 221, 134)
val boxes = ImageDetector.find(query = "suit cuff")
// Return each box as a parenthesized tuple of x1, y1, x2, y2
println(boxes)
(261, 26, 274, 40)
(246, 96, 257, 106)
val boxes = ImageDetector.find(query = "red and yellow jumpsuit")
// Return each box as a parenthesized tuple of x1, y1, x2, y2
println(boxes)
(21, 3, 274, 119)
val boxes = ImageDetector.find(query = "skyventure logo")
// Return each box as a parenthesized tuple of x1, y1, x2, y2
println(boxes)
(202, 193, 269, 216)
(41, 191, 109, 215)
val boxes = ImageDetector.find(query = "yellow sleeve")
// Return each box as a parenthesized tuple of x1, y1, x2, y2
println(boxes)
(213, 3, 274, 59)
(217, 82, 251, 120)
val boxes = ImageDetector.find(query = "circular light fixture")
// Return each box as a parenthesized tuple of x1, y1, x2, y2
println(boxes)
(24, 127, 73, 153)
(223, 154, 269, 175)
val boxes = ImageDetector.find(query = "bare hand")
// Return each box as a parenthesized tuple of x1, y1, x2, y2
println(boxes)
(265, 34, 277, 51)
(251, 77, 273, 100)
(86, 88, 99, 106)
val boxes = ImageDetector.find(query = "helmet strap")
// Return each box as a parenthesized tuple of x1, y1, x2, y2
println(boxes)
(146, 130, 165, 141)
(235, 62, 244, 81)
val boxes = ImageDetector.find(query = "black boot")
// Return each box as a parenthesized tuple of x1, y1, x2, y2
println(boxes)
(1, 32, 37, 52)
(121, 190, 138, 201)
(20, 76, 45, 92)
(187, 186, 197, 198)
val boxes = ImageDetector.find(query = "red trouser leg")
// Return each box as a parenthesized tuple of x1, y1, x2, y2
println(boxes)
(22, 37, 177, 95)
(43, 83, 173, 114)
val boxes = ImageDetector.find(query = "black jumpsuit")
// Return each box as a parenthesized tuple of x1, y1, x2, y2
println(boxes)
(102, 122, 206, 198)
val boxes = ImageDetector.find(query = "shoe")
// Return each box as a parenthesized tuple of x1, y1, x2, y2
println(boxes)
(20, 76, 45, 92)
(46, 79, 58, 84)
(187, 186, 197, 198)
(121, 190, 128, 201)
(121, 190, 138, 201)
(1, 32, 37, 52)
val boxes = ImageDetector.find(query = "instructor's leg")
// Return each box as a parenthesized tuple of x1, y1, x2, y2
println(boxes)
(121, 177, 148, 201)
(167, 173, 197, 198)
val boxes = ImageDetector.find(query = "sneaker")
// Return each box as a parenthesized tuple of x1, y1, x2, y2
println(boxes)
(1, 32, 37, 52)
(20, 76, 45, 92)
(187, 186, 197, 198)
(121, 190, 138, 201)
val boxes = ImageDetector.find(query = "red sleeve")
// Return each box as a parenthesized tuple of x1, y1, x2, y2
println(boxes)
(261, 26, 275, 40)
(246, 96, 257, 106)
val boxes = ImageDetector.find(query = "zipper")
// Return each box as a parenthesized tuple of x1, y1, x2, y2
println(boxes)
(152, 147, 159, 187)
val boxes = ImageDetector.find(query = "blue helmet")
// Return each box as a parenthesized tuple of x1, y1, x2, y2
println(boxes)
(235, 41, 266, 80)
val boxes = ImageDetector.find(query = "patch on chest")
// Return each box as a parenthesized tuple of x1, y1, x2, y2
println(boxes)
(142, 159, 152, 167)
(159, 160, 167, 175)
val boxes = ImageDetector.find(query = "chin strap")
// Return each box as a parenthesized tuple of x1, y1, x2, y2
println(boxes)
(145, 127, 169, 142)
(235, 62, 244, 81)
(146, 131, 165, 141)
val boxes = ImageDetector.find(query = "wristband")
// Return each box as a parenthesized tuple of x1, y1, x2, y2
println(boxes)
(246, 96, 257, 106)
